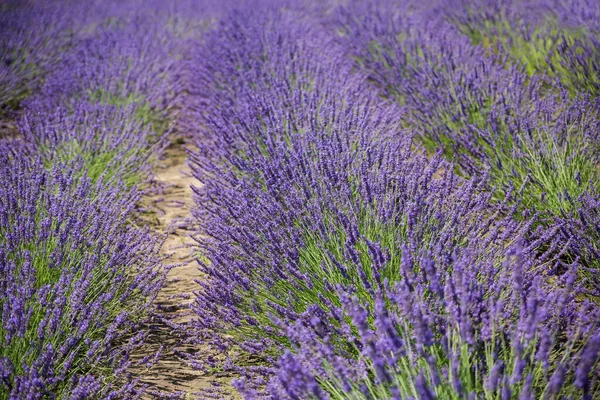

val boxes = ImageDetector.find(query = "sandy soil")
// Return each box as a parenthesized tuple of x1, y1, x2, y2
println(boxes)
(132, 139, 239, 399)
(0, 117, 20, 140)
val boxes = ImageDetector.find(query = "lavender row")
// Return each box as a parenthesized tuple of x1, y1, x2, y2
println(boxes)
(0, 155, 167, 398)
(2, 0, 195, 179)
(188, 4, 600, 398)
(334, 0, 600, 295)
(0, 1, 204, 397)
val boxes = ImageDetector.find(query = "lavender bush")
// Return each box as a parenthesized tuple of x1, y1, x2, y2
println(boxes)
(335, 1, 600, 219)
(184, 5, 370, 140)
(25, 7, 186, 138)
(337, 6, 539, 152)
(188, 5, 401, 333)
(415, 89, 600, 228)
(266, 243, 600, 399)
(0, 156, 165, 398)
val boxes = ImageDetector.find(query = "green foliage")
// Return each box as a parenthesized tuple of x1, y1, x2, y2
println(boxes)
(0, 52, 41, 112)
(318, 328, 584, 399)
(454, 114, 600, 218)
(41, 139, 145, 188)
(493, 131, 599, 215)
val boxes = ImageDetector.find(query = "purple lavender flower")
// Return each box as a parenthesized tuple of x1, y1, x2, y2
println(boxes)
(266, 242, 600, 398)
(0, 156, 165, 398)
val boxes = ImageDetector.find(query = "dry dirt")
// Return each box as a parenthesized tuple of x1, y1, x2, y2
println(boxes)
(0, 116, 20, 140)
(132, 139, 239, 399)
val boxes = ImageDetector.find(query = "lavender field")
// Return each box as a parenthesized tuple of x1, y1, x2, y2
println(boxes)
(1, 0, 600, 398)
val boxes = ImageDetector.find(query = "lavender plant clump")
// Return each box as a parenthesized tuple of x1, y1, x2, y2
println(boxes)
(0, 156, 165, 398)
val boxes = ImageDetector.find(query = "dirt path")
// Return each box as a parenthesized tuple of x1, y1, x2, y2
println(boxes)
(0, 116, 20, 141)
(133, 139, 238, 398)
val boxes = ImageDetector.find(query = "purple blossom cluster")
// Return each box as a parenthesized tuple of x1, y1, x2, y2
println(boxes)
(0, 156, 165, 398)
(186, 1, 600, 399)
(268, 243, 600, 399)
